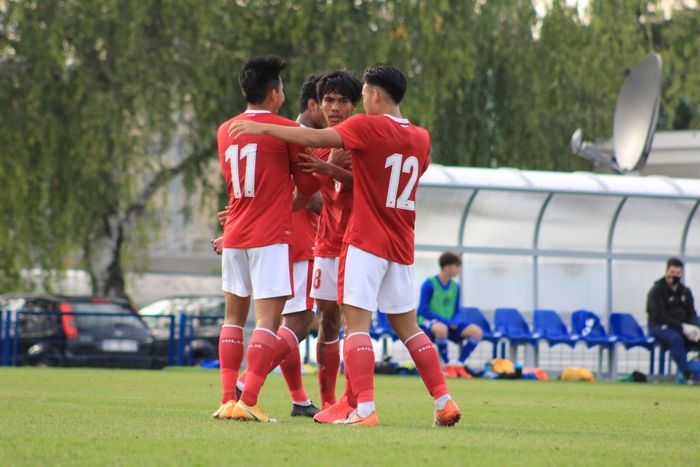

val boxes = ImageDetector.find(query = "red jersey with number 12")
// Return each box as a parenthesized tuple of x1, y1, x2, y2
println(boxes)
(217, 110, 311, 249)
(334, 114, 430, 265)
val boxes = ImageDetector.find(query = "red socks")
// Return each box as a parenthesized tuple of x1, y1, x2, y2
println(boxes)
(344, 333, 375, 404)
(317, 339, 340, 406)
(276, 327, 309, 403)
(240, 328, 277, 406)
(341, 338, 357, 407)
(235, 326, 297, 388)
(270, 326, 298, 370)
(406, 331, 449, 399)
(218, 325, 244, 404)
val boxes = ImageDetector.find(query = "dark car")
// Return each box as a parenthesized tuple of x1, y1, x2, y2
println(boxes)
(139, 295, 228, 365)
(0, 294, 159, 369)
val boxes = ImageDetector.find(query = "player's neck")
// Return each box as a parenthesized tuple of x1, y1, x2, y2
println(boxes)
(376, 104, 402, 119)
(297, 111, 319, 129)
(437, 272, 451, 285)
(246, 104, 275, 113)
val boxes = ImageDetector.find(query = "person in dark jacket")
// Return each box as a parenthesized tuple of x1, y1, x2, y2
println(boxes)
(647, 257, 700, 384)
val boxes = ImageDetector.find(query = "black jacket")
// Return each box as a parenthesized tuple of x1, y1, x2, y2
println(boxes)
(646, 277, 698, 331)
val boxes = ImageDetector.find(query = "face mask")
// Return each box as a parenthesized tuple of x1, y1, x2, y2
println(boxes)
(671, 276, 681, 285)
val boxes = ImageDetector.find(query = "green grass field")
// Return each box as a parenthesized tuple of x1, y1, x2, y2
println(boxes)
(0, 368, 698, 466)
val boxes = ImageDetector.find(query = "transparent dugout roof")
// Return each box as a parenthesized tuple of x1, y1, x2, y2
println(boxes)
(415, 165, 700, 316)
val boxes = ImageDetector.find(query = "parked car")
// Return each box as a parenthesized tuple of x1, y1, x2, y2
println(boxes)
(0, 294, 160, 369)
(138, 295, 228, 364)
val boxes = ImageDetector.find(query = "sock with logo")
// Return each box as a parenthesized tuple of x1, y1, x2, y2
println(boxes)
(218, 325, 244, 403)
(406, 331, 449, 399)
(317, 339, 340, 406)
(240, 328, 277, 407)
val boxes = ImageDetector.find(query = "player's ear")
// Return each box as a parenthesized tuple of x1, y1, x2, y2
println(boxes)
(372, 87, 382, 104)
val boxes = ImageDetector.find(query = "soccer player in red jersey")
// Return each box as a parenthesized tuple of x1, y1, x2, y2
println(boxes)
(233, 74, 326, 418)
(211, 56, 317, 423)
(228, 65, 461, 427)
(296, 71, 362, 422)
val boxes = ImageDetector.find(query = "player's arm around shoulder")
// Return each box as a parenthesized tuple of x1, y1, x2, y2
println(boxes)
(228, 117, 343, 148)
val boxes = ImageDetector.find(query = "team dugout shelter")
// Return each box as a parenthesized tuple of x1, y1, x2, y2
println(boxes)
(410, 165, 700, 374)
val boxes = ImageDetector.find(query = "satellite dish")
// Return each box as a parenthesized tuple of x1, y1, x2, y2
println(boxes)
(571, 53, 662, 174)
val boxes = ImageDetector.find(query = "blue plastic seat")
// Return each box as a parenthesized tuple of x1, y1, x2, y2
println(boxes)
(453, 307, 503, 344)
(494, 308, 540, 346)
(608, 312, 656, 375)
(608, 313, 655, 351)
(570, 310, 617, 349)
(533, 309, 579, 348)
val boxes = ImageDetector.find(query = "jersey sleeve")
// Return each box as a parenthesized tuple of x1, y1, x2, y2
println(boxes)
(290, 147, 321, 197)
(334, 114, 371, 152)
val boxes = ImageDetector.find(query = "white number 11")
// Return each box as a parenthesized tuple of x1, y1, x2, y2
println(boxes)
(385, 153, 418, 211)
(226, 143, 257, 198)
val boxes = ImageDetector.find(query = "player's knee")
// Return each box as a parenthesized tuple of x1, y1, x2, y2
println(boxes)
(282, 312, 312, 341)
(386, 313, 421, 341)
(465, 324, 483, 341)
(667, 330, 684, 347)
(319, 312, 341, 340)
(432, 322, 448, 339)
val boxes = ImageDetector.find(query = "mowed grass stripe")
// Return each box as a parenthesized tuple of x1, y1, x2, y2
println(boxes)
(0, 368, 698, 466)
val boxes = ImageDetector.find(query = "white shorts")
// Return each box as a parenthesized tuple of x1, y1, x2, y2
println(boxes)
(338, 245, 415, 314)
(221, 244, 292, 300)
(283, 260, 314, 314)
(310, 256, 339, 301)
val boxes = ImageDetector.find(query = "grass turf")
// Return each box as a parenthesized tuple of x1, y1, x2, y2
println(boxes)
(0, 367, 698, 466)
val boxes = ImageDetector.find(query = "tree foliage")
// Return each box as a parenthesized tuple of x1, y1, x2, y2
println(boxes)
(1, 0, 699, 295)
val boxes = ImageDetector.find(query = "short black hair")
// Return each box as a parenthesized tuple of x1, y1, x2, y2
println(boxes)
(439, 252, 462, 269)
(667, 257, 684, 270)
(316, 70, 362, 104)
(299, 73, 322, 113)
(239, 55, 286, 105)
(363, 64, 407, 104)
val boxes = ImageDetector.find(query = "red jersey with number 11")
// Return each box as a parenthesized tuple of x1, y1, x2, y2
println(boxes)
(334, 114, 430, 265)
(217, 110, 313, 249)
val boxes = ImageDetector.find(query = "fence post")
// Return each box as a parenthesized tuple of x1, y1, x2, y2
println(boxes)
(177, 312, 187, 366)
(0, 311, 4, 367)
(2, 312, 11, 366)
(12, 312, 20, 366)
(187, 317, 194, 366)
(167, 314, 176, 366)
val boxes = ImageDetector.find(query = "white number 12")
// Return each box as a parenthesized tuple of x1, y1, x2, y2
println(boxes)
(385, 153, 418, 211)
(226, 143, 257, 198)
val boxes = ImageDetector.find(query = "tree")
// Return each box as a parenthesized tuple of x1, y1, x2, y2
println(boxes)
(0, 1, 234, 297)
(1, 0, 699, 298)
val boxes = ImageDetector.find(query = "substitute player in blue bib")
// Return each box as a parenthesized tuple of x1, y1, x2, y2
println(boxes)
(418, 252, 482, 378)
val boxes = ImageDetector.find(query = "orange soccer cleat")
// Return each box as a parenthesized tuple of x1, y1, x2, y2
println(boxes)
(454, 366, 473, 379)
(444, 365, 460, 378)
(314, 396, 355, 424)
(230, 400, 277, 423)
(333, 409, 379, 426)
(434, 399, 461, 427)
(211, 400, 236, 420)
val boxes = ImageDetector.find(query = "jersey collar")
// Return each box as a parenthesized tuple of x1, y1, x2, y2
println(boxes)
(244, 109, 272, 115)
(383, 114, 410, 125)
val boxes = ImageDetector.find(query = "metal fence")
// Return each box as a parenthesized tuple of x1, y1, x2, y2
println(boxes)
(0, 310, 226, 368)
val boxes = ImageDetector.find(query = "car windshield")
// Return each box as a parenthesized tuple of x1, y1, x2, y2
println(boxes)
(67, 302, 141, 328)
